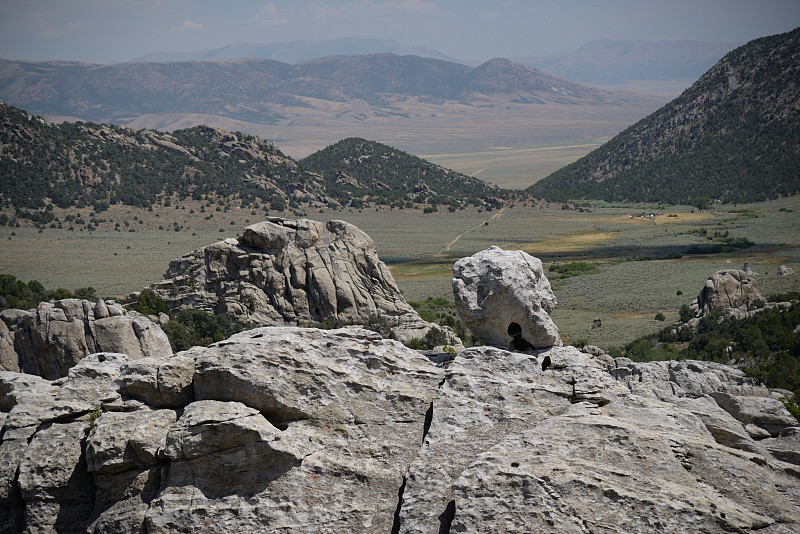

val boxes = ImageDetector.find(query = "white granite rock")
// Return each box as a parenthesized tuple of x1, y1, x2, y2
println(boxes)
(452, 246, 561, 349)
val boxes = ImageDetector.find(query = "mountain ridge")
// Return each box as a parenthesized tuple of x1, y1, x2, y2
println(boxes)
(0, 53, 658, 127)
(129, 37, 459, 64)
(0, 102, 514, 221)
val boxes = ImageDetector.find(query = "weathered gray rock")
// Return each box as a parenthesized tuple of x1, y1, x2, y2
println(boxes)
(86, 409, 177, 476)
(777, 264, 795, 276)
(763, 427, 800, 465)
(148, 327, 443, 532)
(452, 246, 561, 349)
(691, 269, 766, 314)
(0, 372, 57, 531)
(611, 358, 769, 400)
(398, 345, 800, 534)
(3, 325, 799, 533)
(149, 218, 451, 343)
(0, 319, 18, 372)
(710, 392, 798, 437)
(0, 299, 172, 379)
(398, 345, 619, 534)
(17, 419, 95, 533)
(118, 354, 195, 408)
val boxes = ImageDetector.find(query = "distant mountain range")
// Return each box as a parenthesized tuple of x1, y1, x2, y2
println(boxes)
(527, 28, 800, 205)
(126, 36, 738, 98)
(130, 37, 458, 64)
(0, 101, 514, 222)
(0, 54, 645, 125)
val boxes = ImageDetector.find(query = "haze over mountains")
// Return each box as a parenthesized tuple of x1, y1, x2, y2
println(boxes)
(520, 39, 740, 96)
(129, 37, 458, 64)
(126, 36, 738, 98)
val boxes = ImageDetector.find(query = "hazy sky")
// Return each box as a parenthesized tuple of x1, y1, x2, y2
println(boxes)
(1, 0, 799, 64)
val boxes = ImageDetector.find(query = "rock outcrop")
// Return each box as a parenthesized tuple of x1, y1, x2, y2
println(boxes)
(3, 326, 797, 533)
(691, 269, 766, 314)
(397, 346, 799, 533)
(0, 327, 443, 532)
(147, 218, 450, 343)
(0, 299, 172, 379)
(452, 246, 561, 349)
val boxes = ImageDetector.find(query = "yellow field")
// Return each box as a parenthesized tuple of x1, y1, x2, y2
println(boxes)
(522, 230, 622, 254)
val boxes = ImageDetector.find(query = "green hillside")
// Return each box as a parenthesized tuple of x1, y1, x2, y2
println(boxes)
(0, 103, 512, 223)
(528, 28, 800, 205)
(301, 137, 514, 210)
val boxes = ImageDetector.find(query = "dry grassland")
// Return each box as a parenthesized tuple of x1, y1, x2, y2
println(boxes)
(1, 196, 798, 349)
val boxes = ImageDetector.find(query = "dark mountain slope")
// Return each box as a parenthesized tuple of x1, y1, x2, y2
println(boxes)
(0, 103, 511, 221)
(0, 101, 310, 213)
(528, 28, 800, 205)
(301, 138, 509, 210)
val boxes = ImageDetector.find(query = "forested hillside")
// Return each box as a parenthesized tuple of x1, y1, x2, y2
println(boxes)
(528, 28, 800, 205)
(0, 103, 511, 222)
(301, 138, 512, 210)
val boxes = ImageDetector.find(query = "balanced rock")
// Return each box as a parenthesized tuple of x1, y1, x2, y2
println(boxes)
(0, 299, 172, 379)
(691, 269, 766, 314)
(452, 246, 561, 349)
(148, 218, 449, 343)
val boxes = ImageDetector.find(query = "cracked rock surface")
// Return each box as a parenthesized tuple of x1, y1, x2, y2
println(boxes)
(1, 328, 799, 533)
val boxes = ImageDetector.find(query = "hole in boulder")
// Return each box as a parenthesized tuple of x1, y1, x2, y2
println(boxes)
(511, 462, 520, 468)
(541, 355, 551, 371)
(508, 322, 533, 351)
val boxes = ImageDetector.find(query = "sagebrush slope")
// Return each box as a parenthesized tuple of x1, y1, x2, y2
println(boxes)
(528, 28, 800, 204)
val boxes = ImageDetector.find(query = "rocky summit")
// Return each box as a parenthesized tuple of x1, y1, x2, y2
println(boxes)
(147, 217, 451, 343)
(1, 237, 799, 533)
(2, 328, 799, 533)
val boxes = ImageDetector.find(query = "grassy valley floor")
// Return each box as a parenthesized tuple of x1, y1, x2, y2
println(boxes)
(1, 197, 798, 349)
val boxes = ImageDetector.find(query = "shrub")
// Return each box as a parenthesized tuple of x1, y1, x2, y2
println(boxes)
(363, 315, 396, 339)
(135, 289, 169, 316)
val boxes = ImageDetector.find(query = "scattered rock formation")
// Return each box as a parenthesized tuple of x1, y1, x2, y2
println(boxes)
(452, 246, 561, 349)
(0, 299, 171, 379)
(778, 264, 795, 276)
(2, 238, 798, 533)
(146, 218, 451, 343)
(691, 269, 766, 314)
